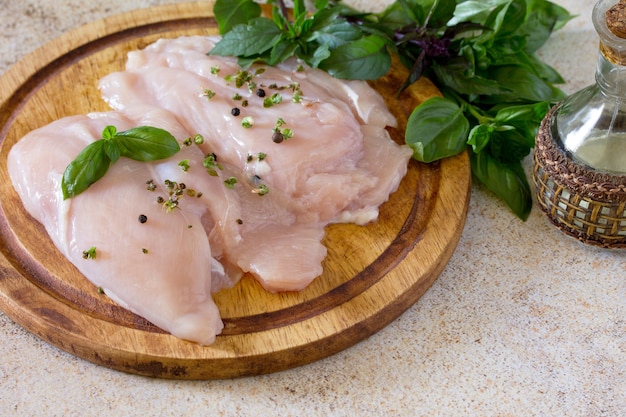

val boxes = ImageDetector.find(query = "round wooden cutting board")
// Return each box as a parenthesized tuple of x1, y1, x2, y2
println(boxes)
(0, 2, 470, 379)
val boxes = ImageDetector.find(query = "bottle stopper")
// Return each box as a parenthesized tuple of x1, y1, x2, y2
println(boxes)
(606, 0, 626, 38)
(601, 0, 626, 64)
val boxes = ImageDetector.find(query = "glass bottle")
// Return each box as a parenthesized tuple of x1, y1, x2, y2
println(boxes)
(552, 0, 626, 173)
(533, 0, 626, 248)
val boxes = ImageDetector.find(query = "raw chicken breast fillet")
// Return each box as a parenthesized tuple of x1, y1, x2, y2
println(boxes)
(8, 109, 238, 345)
(99, 36, 412, 226)
(8, 36, 412, 344)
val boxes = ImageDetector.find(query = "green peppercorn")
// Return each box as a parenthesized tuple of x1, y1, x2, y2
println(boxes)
(242, 116, 254, 128)
(146, 179, 156, 191)
(193, 134, 204, 145)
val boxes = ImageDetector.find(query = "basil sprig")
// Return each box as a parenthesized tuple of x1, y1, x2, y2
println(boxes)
(396, 0, 570, 220)
(61, 125, 180, 199)
(209, 0, 390, 80)
(212, 0, 572, 220)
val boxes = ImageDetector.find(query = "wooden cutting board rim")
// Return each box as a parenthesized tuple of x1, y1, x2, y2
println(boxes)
(0, 2, 471, 379)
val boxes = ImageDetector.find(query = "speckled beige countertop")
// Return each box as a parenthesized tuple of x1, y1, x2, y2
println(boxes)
(0, 0, 624, 416)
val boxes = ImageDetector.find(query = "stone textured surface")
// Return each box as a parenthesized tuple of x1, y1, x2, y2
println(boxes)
(0, 1, 624, 416)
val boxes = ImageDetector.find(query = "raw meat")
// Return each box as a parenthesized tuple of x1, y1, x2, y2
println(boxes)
(8, 36, 412, 344)
(99, 36, 411, 226)
(7, 109, 235, 344)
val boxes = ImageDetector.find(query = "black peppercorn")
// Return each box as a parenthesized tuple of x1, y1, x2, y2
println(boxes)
(138, 214, 148, 224)
(231, 107, 241, 116)
(272, 131, 284, 143)
(256, 88, 266, 97)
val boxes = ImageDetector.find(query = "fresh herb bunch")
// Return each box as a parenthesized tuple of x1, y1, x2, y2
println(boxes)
(211, 0, 392, 79)
(211, 0, 572, 220)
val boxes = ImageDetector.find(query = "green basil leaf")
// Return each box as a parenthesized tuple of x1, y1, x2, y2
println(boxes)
(489, 128, 533, 163)
(488, 50, 565, 85)
(492, 0, 526, 37)
(405, 96, 470, 162)
(545, 2, 575, 32)
(459, 43, 488, 74)
(424, 0, 457, 28)
(237, 55, 266, 69)
(494, 102, 549, 124)
(480, 2, 511, 37)
(213, 0, 261, 34)
(468, 124, 494, 154)
(319, 35, 391, 80)
(308, 9, 362, 48)
(310, 22, 362, 48)
(523, 53, 566, 84)
(269, 37, 300, 66)
(302, 43, 331, 69)
(431, 60, 508, 96)
(448, 0, 512, 26)
(489, 65, 566, 102)
(209, 18, 282, 58)
(379, 0, 445, 27)
(114, 126, 180, 162)
(103, 139, 121, 163)
(62, 140, 111, 200)
(102, 125, 117, 140)
(378, 1, 418, 30)
(470, 151, 531, 220)
(309, 7, 338, 32)
(521, 0, 574, 52)
(488, 35, 526, 60)
(314, 0, 329, 9)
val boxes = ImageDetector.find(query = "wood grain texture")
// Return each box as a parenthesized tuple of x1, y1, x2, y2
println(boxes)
(0, 2, 471, 379)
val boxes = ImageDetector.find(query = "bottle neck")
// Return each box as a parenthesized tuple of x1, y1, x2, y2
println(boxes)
(594, 0, 626, 97)
(596, 48, 626, 98)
